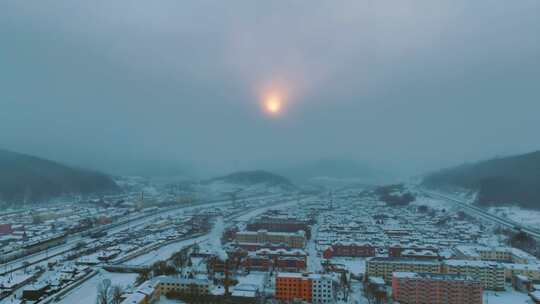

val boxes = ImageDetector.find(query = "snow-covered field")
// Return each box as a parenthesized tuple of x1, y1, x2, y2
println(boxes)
(330, 257, 366, 276)
(57, 270, 137, 304)
(489, 206, 540, 229)
(485, 289, 533, 304)
(126, 235, 208, 266)
(411, 193, 454, 211)
(234, 199, 300, 222)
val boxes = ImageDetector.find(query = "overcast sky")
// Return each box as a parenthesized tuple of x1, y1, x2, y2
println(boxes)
(1, 1, 539, 177)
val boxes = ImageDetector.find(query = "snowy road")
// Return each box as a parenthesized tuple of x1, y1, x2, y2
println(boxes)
(307, 223, 323, 273)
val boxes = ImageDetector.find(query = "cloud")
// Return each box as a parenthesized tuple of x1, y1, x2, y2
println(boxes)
(1, 1, 539, 176)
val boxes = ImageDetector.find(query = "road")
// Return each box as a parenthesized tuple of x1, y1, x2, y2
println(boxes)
(420, 189, 540, 239)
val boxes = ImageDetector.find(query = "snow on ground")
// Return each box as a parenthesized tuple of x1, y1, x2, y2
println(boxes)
(330, 257, 366, 276)
(206, 217, 227, 260)
(234, 198, 302, 222)
(411, 194, 453, 211)
(307, 224, 323, 273)
(347, 282, 369, 304)
(126, 235, 208, 266)
(57, 270, 137, 304)
(485, 289, 533, 304)
(235, 272, 266, 292)
(489, 206, 540, 229)
(479, 233, 507, 247)
(128, 198, 291, 266)
(156, 298, 186, 304)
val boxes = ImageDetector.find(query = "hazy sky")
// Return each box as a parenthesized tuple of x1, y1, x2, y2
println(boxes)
(1, 1, 539, 176)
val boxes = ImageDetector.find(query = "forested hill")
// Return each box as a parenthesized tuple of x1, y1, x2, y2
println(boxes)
(423, 151, 540, 209)
(208, 170, 295, 189)
(0, 149, 119, 203)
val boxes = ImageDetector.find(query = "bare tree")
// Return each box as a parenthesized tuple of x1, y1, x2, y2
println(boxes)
(96, 279, 112, 304)
(111, 285, 123, 304)
(22, 261, 30, 273)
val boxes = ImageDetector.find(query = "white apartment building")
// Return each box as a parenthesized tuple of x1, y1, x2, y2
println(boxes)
(444, 260, 505, 291)
(311, 274, 335, 304)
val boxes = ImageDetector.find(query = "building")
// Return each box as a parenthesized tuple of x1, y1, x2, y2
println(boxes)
(256, 248, 307, 260)
(0, 224, 13, 235)
(444, 260, 505, 291)
(366, 257, 505, 291)
(512, 274, 533, 292)
(275, 272, 335, 303)
(502, 263, 540, 281)
(276, 257, 307, 272)
(0, 272, 35, 299)
(392, 272, 483, 304)
(389, 244, 439, 258)
(242, 254, 271, 271)
(366, 257, 442, 283)
(455, 245, 537, 264)
(243, 249, 307, 272)
(323, 242, 376, 259)
(234, 230, 306, 248)
(22, 233, 67, 254)
(231, 283, 260, 304)
(311, 274, 335, 304)
(22, 283, 50, 301)
(235, 242, 290, 252)
(157, 277, 211, 296)
(247, 218, 310, 238)
(120, 280, 161, 304)
(275, 272, 312, 302)
(478, 246, 536, 264)
(530, 290, 540, 304)
(365, 277, 388, 302)
(399, 249, 439, 260)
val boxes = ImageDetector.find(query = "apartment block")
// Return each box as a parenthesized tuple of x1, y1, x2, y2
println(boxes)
(444, 260, 505, 291)
(275, 272, 313, 302)
(367, 257, 505, 291)
(156, 277, 211, 296)
(235, 230, 306, 248)
(275, 272, 335, 304)
(392, 272, 483, 304)
(323, 242, 376, 259)
(366, 257, 442, 283)
(455, 245, 537, 264)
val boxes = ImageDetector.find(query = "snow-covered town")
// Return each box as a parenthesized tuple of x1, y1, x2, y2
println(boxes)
(2, 1, 540, 304)
(2, 178, 540, 304)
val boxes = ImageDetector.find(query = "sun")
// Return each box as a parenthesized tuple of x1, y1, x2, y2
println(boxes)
(264, 95, 283, 115)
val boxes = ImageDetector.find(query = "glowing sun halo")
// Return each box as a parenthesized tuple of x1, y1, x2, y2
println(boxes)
(264, 95, 283, 115)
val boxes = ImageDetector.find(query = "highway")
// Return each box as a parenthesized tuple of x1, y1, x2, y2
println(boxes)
(419, 189, 540, 239)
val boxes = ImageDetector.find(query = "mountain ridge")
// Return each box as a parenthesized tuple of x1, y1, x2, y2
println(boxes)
(422, 150, 540, 209)
(207, 170, 295, 189)
(0, 149, 119, 203)
(276, 159, 381, 183)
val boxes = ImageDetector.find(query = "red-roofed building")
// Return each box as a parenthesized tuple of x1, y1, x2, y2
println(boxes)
(0, 224, 12, 235)
(324, 242, 376, 259)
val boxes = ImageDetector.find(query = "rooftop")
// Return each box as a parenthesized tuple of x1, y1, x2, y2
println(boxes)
(393, 272, 479, 282)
